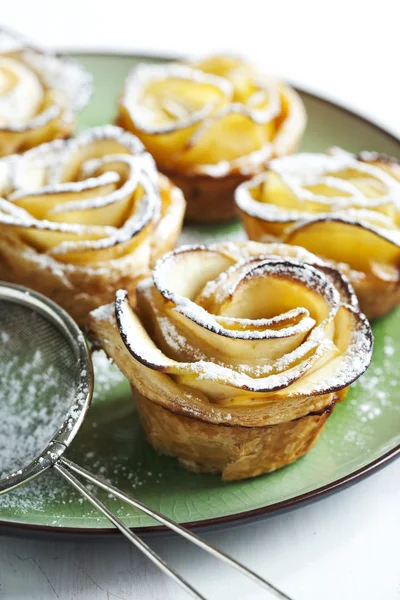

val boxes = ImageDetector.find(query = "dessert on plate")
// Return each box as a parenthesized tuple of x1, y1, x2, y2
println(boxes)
(89, 241, 372, 481)
(0, 125, 185, 326)
(236, 148, 400, 319)
(0, 28, 92, 157)
(117, 55, 306, 223)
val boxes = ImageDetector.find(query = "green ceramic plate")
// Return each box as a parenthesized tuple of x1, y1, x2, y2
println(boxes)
(1, 53, 399, 535)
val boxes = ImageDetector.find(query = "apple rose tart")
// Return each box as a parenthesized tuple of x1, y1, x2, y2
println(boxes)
(0, 125, 185, 326)
(0, 28, 92, 157)
(89, 241, 372, 481)
(117, 55, 306, 223)
(236, 148, 400, 320)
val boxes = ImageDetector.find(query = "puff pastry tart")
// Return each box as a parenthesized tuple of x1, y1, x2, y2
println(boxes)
(236, 148, 400, 320)
(0, 126, 185, 326)
(117, 55, 306, 223)
(0, 28, 92, 157)
(89, 241, 372, 481)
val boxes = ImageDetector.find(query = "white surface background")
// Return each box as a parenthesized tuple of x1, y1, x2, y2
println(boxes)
(1, 1, 400, 599)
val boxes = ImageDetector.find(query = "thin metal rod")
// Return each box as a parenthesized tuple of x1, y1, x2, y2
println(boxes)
(61, 457, 293, 600)
(54, 462, 205, 600)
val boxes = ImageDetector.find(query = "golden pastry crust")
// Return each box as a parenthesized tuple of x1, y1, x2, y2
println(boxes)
(236, 148, 400, 319)
(330, 260, 400, 322)
(160, 169, 248, 222)
(117, 55, 306, 223)
(0, 229, 150, 326)
(0, 29, 91, 156)
(89, 241, 372, 480)
(135, 391, 335, 481)
(0, 126, 185, 326)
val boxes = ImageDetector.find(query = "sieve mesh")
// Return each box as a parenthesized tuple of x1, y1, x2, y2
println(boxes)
(0, 299, 78, 480)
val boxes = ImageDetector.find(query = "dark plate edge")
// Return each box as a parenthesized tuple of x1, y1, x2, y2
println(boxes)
(1, 443, 399, 539)
(1, 50, 399, 539)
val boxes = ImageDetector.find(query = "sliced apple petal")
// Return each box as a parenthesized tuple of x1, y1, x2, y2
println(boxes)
(108, 243, 373, 416)
(115, 289, 178, 371)
(19, 221, 111, 252)
(285, 216, 400, 275)
(282, 307, 373, 398)
(153, 246, 235, 300)
(9, 173, 120, 219)
(118, 56, 305, 173)
(48, 192, 133, 228)
(53, 126, 144, 183)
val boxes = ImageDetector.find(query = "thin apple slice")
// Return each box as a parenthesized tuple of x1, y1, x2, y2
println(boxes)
(285, 216, 400, 274)
(280, 306, 372, 398)
(153, 246, 235, 300)
(10, 173, 120, 220)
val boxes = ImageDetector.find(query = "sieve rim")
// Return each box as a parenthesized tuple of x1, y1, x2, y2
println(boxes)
(0, 283, 93, 494)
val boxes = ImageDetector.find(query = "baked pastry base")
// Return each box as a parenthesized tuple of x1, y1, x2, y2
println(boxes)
(0, 227, 182, 327)
(135, 390, 336, 481)
(351, 275, 400, 321)
(0, 234, 144, 326)
(162, 168, 248, 223)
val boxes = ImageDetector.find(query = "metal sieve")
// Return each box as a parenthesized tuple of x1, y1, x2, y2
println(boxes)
(0, 283, 292, 600)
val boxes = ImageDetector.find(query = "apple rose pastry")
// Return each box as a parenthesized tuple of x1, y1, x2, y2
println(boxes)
(0, 28, 92, 157)
(89, 242, 372, 481)
(0, 126, 185, 326)
(117, 55, 306, 223)
(236, 148, 400, 320)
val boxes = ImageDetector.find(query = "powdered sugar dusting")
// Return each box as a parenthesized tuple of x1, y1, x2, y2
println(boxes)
(158, 316, 206, 361)
(384, 336, 395, 357)
(0, 28, 91, 132)
(117, 243, 372, 398)
(0, 308, 76, 481)
(236, 150, 400, 245)
(90, 303, 115, 325)
(122, 62, 233, 135)
(0, 125, 165, 263)
(120, 57, 293, 175)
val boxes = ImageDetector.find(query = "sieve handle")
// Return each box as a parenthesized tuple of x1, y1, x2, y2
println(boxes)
(54, 461, 205, 600)
(55, 457, 293, 600)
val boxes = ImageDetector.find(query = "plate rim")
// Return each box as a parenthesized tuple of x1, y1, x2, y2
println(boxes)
(1, 442, 399, 538)
(1, 50, 399, 538)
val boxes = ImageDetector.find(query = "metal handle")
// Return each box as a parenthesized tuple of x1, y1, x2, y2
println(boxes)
(54, 461, 205, 600)
(55, 458, 293, 600)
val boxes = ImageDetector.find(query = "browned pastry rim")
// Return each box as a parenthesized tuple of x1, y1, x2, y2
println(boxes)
(339, 266, 400, 321)
(0, 229, 177, 327)
(135, 390, 337, 481)
(159, 167, 248, 223)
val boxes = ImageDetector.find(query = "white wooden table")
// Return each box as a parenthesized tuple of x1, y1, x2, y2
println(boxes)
(1, 1, 400, 598)
(1, 461, 400, 599)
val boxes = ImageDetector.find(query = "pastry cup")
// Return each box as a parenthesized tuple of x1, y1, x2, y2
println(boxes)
(0, 126, 185, 326)
(117, 55, 306, 224)
(159, 169, 248, 223)
(0, 28, 92, 156)
(135, 390, 337, 480)
(236, 148, 400, 320)
(89, 242, 372, 481)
